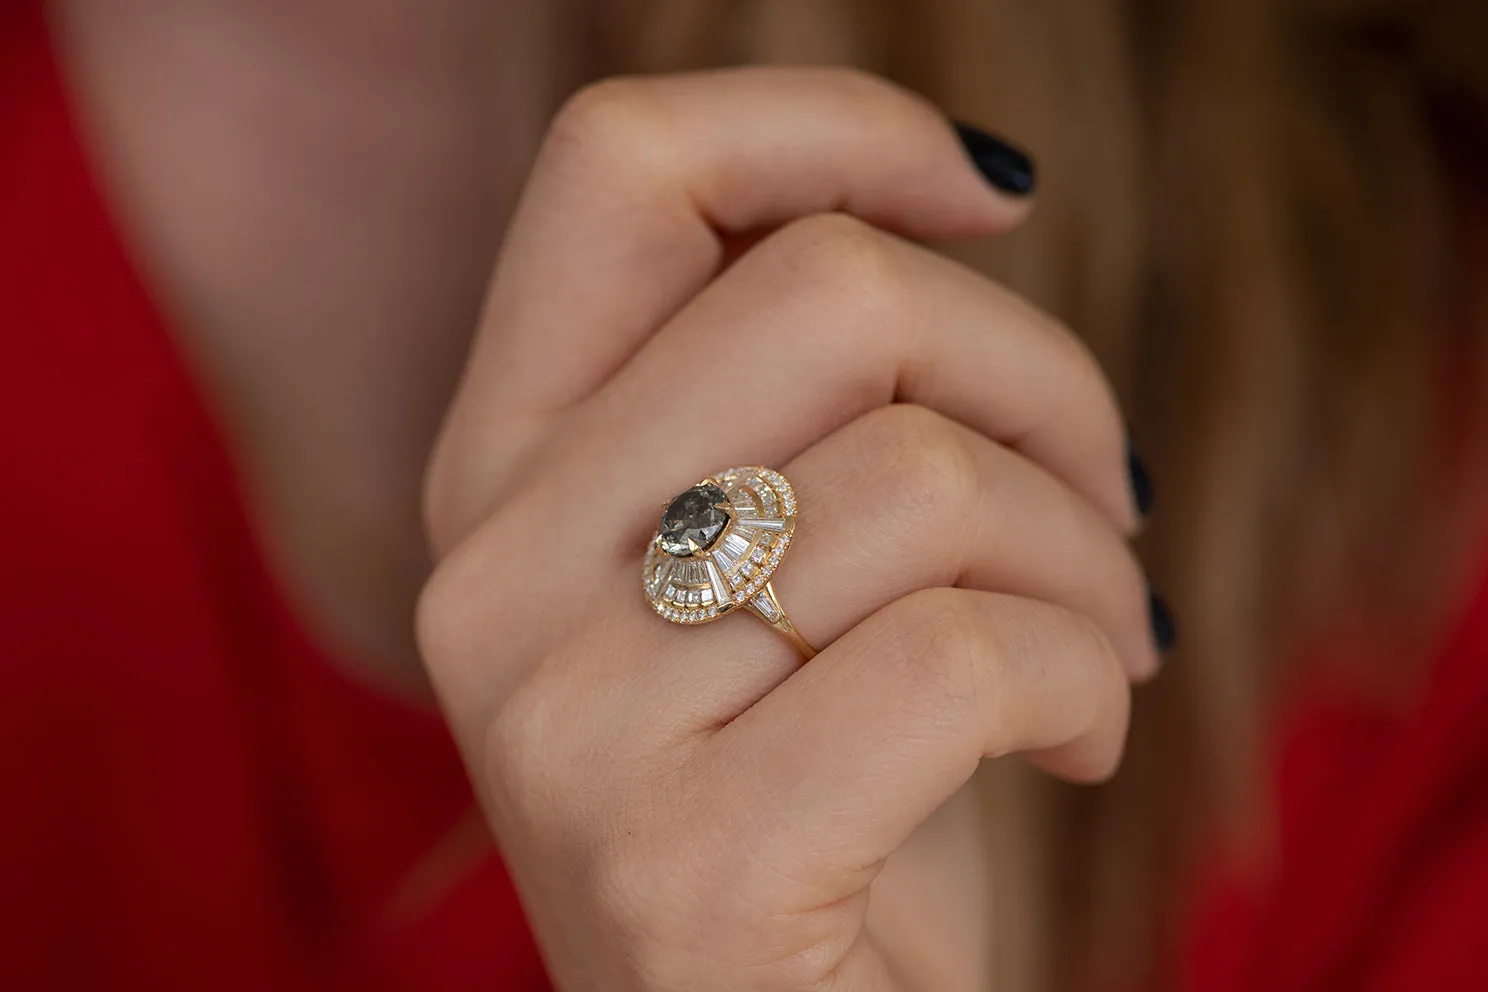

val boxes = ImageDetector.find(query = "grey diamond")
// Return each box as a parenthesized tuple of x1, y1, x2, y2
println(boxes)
(658, 483, 730, 557)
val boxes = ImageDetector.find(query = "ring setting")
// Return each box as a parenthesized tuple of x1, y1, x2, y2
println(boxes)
(643, 466, 816, 658)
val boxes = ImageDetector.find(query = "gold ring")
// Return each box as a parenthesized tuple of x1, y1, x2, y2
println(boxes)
(642, 466, 817, 659)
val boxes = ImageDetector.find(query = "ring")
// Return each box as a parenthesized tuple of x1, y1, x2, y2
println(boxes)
(642, 466, 818, 659)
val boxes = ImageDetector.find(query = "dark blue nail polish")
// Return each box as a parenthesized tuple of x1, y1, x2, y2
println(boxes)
(1127, 439, 1154, 517)
(953, 122, 1036, 197)
(1149, 589, 1177, 653)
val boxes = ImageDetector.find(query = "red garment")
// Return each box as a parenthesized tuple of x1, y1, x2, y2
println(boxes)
(0, 4, 550, 989)
(3, 3, 1487, 990)
(1180, 555, 1488, 991)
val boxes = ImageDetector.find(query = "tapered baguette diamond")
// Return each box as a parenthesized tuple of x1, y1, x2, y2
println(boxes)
(658, 483, 731, 557)
(750, 591, 779, 620)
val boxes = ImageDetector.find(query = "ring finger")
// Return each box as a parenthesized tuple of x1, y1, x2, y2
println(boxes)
(556, 403, 1154, 742)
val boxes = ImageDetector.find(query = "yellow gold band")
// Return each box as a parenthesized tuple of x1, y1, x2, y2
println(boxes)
(743, 581, 818, 660)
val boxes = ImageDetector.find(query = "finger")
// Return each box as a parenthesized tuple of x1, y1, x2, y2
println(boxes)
(567, 213, 1134, 535)
(423, 391, 1134, 739)
(574, 405, 1150, 742)
(705, 588, 1130, 908)
(478, 68, 1026, 410)
(773, 404, 1158, 682)
(424, 224, 1135, 728)
(431, 68, 1030, 545)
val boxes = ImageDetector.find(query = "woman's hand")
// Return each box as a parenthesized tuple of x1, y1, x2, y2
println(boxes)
(418, 68, 1154, 991)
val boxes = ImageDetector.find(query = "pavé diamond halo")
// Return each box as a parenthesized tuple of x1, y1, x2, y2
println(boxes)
(643, 466, 816, 659)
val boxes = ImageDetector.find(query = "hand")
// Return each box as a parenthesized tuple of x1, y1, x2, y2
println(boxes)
(419, 67, 1154, 991)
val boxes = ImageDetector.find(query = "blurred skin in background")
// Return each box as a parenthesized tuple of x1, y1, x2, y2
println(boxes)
(7, 0, 1488, 989)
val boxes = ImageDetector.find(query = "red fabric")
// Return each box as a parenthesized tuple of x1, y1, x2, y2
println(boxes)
(1180, 558, 1488, 991)
(0, 5, 550, 989)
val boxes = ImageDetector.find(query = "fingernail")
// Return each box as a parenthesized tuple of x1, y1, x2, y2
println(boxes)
(953, 121, 1036, 197)
(1149, 589, 1177, 654)
(1127, 438, 1154, 517)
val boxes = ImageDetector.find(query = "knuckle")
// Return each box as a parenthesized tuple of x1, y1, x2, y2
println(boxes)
(479, 670, 597, 827)
(765, 212, 913, 327)
(854, 405, 979, 539)
(873, 592, 1133, 780)
(545, 76, 668, 167)
(876, 589, 988, 726)
(413, 549, 480, 672)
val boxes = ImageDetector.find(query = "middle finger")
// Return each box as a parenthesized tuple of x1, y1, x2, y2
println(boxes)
(542, 404, 1154, 747)
(562, 211, 1137, 538)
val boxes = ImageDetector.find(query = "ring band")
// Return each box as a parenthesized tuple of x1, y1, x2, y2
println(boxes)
(643, 466, 818, 660)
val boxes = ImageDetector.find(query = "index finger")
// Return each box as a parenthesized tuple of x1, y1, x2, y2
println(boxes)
(432, 68, 1032, 542)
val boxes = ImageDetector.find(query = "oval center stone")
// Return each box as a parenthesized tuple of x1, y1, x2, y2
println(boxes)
(658, 483, 731, 557)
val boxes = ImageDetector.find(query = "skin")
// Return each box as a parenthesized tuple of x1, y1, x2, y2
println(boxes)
(56, 4, 1155, 989)
(420, 71, 1150, 990)
(53, 0, 552, 685)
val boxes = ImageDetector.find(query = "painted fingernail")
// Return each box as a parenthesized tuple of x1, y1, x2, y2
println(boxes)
(953, 121, 1036, 197)
(1127, 438, 1154, 517)
(1149, 589, 1177, 654)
